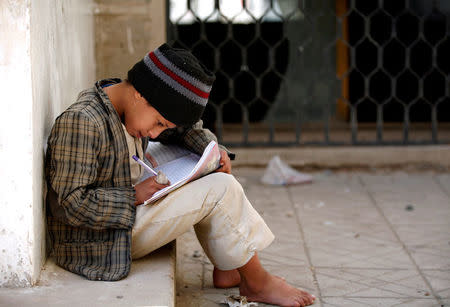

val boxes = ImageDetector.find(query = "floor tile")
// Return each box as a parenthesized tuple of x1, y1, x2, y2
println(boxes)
(441, 298, 450, 306)
(258, 240, 308, 267)
(299, 216, 414, 268)
(360, 173, 450, 225)
(323, 297, 439, 307)
(316, 268, 433, 298)
(288, 174, 386, 226)
(436, 174, 450, 197)
(422, 270, 450, 299)
(394, 223, 450, 270)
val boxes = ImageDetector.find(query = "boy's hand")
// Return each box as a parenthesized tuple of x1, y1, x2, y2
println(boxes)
(215, 149, 231, 174)
(134, 176, 170, 205)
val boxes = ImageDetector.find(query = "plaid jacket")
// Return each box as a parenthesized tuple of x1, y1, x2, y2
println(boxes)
(45, 79, 228, 281)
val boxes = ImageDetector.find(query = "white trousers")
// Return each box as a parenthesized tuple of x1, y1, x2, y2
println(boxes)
(131, 173, 274, 270)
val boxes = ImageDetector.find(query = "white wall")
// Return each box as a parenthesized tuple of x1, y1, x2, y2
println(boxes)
(0, 0, 95, 287)
(0, 0, 34, 287)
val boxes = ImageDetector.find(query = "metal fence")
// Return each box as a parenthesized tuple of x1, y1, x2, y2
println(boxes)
(167, 0, 450, 146)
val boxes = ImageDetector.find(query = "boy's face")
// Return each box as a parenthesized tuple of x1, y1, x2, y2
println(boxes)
(124, 95, 176, 139)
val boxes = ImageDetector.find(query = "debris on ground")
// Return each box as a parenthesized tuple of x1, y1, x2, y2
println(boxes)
(224, 295, 258, 307)
(261, 155, 313, 185)
(405, 204, 414, 211)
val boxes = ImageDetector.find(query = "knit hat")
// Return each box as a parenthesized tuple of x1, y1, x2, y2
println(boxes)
(127, 44, 215, 127)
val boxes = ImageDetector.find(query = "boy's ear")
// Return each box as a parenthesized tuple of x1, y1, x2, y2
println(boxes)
(134, 89, 143, 99)
(134, 89, 147, 104)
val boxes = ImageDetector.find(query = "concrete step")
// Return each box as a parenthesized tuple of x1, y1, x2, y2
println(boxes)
(0, 242, 176, 307)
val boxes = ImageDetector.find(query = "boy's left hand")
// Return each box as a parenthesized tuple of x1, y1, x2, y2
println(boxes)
(215, 149, 231, 174)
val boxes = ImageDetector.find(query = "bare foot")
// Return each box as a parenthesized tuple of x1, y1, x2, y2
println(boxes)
(213, 267, 241, 288)
(240, 271, 316, 307)
(213, 267, 286, 289)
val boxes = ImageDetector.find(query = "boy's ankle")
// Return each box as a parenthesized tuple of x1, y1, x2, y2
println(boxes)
(213, 267, 241, 288)
(239, 270, 271, 293)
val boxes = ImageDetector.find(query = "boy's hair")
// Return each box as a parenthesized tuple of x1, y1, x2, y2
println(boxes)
(128, 44, 215, 127)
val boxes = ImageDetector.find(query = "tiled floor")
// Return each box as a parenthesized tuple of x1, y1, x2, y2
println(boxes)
(175, 168, 450, 307)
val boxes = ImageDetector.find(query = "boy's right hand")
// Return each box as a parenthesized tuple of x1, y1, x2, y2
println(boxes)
(134, 176, 170, 205)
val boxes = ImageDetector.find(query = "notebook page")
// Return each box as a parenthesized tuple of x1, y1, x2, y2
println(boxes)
(185, 142, 220, 179)
(146, 141, 191, 166)
(147, 154, 200, 202)
(155, 153, 199, 183)
(142, 141, 220, 204)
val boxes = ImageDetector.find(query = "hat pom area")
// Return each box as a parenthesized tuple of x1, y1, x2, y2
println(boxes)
(127, 44, 215, 127)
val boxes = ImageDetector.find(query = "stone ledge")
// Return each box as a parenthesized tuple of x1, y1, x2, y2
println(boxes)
(230, 145, 450, 170)
(0, 242, 175, 307)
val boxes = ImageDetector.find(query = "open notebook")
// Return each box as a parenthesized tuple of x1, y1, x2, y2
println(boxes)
(139, 140, 221, 205)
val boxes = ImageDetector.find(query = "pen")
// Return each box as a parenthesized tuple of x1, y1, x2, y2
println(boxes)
(132, 155, 158, 176)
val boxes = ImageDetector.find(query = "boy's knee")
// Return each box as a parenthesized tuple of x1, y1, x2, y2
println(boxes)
(207, 173, 243, 195)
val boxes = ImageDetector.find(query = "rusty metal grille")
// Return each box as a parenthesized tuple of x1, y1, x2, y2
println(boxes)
(167, 0, 450, 146)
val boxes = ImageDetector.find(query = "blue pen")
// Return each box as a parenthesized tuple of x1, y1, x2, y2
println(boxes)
(132, 155, 158, 176)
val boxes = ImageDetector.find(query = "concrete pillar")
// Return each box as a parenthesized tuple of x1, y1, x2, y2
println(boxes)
(0, 0, 95, 287)
(0, 0, 34, 287)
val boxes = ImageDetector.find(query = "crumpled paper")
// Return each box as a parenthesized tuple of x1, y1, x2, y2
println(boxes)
(261, 155, 312, 185)
(224, 295, 258, 307)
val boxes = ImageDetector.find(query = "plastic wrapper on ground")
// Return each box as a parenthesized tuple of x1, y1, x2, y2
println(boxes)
(261, 155, 313, 185)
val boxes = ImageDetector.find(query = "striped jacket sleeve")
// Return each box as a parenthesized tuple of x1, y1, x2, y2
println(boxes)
(46, 111, 135, 230)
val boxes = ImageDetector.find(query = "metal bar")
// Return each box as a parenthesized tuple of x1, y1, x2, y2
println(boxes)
(403, 106, 410, 144)
(351, 105, 358, 144)
(324, 97, 330, 144)
(377, 104, 383, 142)
(242, 106, 249, 145)
(269, 117, 275, 144)
(431, 105, 438, 144)
(216, 106, 223, 143)
(295, 111, 301, 144)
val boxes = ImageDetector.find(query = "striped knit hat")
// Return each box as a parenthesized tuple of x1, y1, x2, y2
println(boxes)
(127, 44, 215, 127)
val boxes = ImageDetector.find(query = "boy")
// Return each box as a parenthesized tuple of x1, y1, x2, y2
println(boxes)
(45, 43, 315, 307)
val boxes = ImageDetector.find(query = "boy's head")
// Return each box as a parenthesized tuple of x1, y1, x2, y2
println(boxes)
(127, 44, 215, 127)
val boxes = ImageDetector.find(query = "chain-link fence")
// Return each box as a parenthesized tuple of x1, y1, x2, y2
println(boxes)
(167, 0, 450, 146)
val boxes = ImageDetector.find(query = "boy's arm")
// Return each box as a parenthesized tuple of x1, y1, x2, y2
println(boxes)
(46, 111, 135, 230)
(154, 120, 235, 160)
